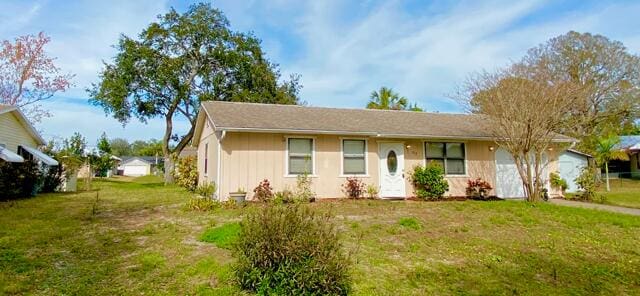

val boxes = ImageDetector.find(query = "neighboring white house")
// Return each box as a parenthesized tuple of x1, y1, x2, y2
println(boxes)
(118, 156, 161, 176)
(558, 149, 591, 193)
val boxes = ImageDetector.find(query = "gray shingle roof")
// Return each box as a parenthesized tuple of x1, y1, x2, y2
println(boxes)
(201, 101, 573, 141)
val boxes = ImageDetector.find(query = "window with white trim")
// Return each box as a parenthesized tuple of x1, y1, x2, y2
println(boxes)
(342, 139, 366, 175)
(425, 142, 466, 175)
(288, 138, 313, 175)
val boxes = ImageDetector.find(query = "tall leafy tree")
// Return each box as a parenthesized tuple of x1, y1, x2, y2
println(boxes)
(520, 31, 640, 153)
(109, 138, 131, 156)
(97, 132, 112, 155)
(131, 139, 164, 156)
(92, 132, 115, 177)
(595, 136, 629, 192)
(89, 3, 300, 183)
(0, 32, 73, 123)
(366, 87, 422, 111)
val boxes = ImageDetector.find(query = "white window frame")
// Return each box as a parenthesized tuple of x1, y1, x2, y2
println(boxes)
(340, 138, 369, 177)
(423, 141, 468, 177)
(285, 136, 316, 177)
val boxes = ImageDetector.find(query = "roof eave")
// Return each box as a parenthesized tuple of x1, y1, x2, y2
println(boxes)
(216, 127, 574, 142)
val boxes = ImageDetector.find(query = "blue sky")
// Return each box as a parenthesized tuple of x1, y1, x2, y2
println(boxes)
(1, 0, 639, 144)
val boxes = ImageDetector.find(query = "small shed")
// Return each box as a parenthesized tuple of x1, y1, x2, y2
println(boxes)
(558, 149, 592, 193)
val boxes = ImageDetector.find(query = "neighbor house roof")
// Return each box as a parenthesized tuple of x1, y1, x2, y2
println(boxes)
(194, 101, 574, 143)
(120, 156, 162, 165)
(0, 104, 45, 145)
(565, 149, 592, 158)
(617, 136, 640, 151)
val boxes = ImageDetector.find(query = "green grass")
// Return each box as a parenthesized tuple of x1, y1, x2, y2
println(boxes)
(398, 217, 422, 230)
(200, 222, 241, 249)
(600, 178, 640, 208)
(0, 176, 639, 295)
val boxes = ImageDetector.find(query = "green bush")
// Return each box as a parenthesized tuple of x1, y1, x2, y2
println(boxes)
(399, 217, 422, 230)
(200, 222, 241, 249)
(41, 165, 64, 193)
(173, 156, 198, 191)
(550, 172, 568, 193)
(410, 163, 449, 200)
(0, 161, 42, 200)
(575, 165, 600, 201)
(195, 182, 216, 198)
(234, 204, 351, 295)
(185, 197, 219, 211)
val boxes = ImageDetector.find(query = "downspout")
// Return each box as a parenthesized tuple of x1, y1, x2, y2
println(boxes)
(216, 130, 226, 200)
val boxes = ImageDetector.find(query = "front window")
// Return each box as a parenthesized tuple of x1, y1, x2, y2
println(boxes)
(342, 139, 366, 175)
(288, 138, 313, 175)
(425, 142, 466, 175)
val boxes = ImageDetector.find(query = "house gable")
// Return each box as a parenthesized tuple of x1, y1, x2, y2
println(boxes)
(0, 110, 42, 152)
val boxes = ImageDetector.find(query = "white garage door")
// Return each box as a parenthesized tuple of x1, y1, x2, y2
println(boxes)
(123, 165, 148, 176)
(558, 152, 587, 193)
(495, 148, 525, 198)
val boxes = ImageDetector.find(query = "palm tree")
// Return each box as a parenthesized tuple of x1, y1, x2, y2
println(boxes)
(595, 135, 629, 192)
(366, 87, 422, 111)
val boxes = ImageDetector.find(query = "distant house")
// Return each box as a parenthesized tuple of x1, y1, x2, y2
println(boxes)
(118, 156, 162, 176)
(192, 101, 576, 200)
(608, 136, 640, 179)
(0, 104, 58, 166)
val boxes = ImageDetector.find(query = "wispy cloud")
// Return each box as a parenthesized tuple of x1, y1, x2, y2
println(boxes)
(1, 0, 638, 142)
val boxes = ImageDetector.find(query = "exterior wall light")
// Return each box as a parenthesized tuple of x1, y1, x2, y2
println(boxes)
(488, 146, 495, 151)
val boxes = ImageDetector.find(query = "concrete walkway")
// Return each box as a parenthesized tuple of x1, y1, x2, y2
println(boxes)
(549, 199, 640, 216)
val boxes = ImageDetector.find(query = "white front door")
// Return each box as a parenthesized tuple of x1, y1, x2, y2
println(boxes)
(379, 143, 406, 198)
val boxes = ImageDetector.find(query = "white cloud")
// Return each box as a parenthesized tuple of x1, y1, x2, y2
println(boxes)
(278, 0, 640, 111)
(3, 0, 639, 143)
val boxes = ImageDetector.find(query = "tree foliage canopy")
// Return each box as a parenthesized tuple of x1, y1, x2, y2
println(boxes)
(366, 87, 422, 111)
(519, 31, 640, 152)
(89, 3, 301, 164)
(0, 32, 73, 123)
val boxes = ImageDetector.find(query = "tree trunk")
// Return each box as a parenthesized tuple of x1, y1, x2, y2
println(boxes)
(605, 162, 610, 192)
(164, 156, 174, 185)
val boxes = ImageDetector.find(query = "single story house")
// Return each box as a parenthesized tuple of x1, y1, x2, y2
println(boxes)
(608, 136, 640, 179)
(117, 156, 161, 176)
(0, 104, 58, 166)
(192, 101, 574, 200)
(557, 149, 592, 193)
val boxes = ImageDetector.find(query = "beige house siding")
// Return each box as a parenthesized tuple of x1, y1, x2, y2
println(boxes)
(0, 112, 39, 152)
(205, 131, 500, 200)
(197, 119, 219, 188)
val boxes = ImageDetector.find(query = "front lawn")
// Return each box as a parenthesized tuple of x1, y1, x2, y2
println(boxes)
(600, 178, 640, 209)
(1, 177, 639, 295)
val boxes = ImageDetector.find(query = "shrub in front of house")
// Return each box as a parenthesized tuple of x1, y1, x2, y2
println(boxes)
(253, 179, 274, 202)
(341, 177, 365, 199)
(173, 155, 198, 191)
(294, 173, 316, 202)
(41, 164, 64, 193)
(574, 165, 602, 202)
(194, 182, 217, 199)
(0, 161, 42, 200)
(549, 172, 568, 194)
(465, 178, 493, 199)
(234, 204, 351, 295)
(410, 163, 449, 200)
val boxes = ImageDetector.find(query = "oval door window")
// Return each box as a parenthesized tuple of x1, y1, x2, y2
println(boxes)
(387, 150, 397, 175)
